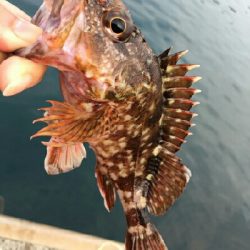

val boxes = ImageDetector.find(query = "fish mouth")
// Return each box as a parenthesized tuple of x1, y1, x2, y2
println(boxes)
(16, 0, 110, 99)
(16, 0, 88, 69)
(16, 33, 108, 101)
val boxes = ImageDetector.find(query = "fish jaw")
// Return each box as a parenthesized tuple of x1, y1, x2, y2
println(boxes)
(16, 0, 151, 95)
(17, 0, 87, 72)
(16, 0, 122, 97)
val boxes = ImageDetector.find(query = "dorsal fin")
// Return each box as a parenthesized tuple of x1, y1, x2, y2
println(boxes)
(159, 48, 201, 153)
(145, 48, 201, 215)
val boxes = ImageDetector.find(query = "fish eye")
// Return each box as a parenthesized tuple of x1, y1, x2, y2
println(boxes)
(110, 17, 126, 34)
(102, 10, 134, 42)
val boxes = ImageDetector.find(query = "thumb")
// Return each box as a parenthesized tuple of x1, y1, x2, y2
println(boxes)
(0, 1, 42, 52)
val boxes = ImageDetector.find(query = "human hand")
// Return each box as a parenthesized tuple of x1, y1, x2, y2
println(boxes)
(0, 0, 46, 96)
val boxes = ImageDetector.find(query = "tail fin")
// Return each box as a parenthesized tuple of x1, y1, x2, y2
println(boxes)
(125, 223, 167, 250)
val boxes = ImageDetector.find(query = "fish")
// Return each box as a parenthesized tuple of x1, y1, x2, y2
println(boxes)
(17, 0, 201, 249)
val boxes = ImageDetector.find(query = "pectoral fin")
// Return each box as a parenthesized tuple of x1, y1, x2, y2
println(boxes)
(31, 100, 108, 143)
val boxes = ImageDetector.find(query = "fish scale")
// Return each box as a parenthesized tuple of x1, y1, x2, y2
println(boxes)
(15, 0, 201, 249)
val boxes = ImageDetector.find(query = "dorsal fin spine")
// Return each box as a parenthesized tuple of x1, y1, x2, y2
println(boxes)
(144, 48, 201, 216)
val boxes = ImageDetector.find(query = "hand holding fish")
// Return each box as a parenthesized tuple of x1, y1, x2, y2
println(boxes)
(2, 0, 202, 249)
(0, 0, 46, 96)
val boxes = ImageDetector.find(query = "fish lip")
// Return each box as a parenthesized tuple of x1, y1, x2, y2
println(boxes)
(16, 0, 87, 62)
(16, 1, 107, 95)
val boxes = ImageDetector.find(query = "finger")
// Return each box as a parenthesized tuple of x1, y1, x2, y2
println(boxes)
(0, 4, 42, 52)
(0, 56, 47, 96)
(0, 0, 31, 21)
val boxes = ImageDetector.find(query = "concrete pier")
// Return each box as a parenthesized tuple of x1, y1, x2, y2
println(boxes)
(0, 215, 123, 250)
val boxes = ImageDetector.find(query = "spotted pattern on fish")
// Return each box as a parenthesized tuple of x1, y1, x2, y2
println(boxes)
(16, 1, 201, 249)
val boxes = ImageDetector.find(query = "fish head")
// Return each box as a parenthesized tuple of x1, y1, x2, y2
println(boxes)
(19, 0, 161, 99)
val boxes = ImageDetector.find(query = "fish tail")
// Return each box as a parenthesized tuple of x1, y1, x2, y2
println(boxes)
(125, 208, 167, 250)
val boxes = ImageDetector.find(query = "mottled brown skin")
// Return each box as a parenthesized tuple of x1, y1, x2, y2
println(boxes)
(17, 0, 199, 249)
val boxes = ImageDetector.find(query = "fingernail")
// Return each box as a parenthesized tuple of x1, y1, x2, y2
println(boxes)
(13, 18, 42, 44)
(3, 74, 33, 96)
(99, 241, 122, 250)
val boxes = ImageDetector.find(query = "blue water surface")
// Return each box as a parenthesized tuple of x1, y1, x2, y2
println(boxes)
(0, 0, 250, 249)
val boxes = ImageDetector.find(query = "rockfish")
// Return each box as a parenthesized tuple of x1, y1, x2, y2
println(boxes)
(18, 0, 201, 249)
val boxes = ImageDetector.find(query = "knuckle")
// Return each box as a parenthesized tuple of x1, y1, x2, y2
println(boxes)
(0, 52, 8, 63)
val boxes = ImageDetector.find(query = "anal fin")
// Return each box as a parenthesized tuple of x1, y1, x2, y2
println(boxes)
(95, 168, 116, 212)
